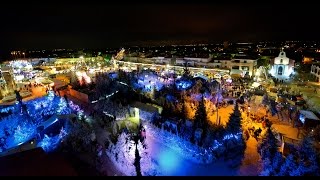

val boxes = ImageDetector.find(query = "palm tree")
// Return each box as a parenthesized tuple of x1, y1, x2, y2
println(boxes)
(128, 128, 147, 176)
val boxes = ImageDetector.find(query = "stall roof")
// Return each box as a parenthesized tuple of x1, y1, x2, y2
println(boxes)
(251, 82, 261, 88)
(300, 110, 320, 120)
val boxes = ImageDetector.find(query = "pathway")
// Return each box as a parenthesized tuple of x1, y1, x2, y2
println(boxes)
(237, 137, 261, 176)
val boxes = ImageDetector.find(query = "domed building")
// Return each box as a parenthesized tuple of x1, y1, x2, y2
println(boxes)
(269, 50, 295, 79)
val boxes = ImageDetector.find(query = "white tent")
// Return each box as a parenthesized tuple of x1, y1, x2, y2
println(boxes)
(299, 110, 319, 121)
(251, 82, 261, 88)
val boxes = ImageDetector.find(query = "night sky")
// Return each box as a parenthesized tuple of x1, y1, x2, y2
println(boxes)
(1, 2, 320, 50)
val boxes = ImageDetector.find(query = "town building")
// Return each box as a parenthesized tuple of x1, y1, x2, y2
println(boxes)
(269, 50, 295, 79)
(311, 63, 320, 82)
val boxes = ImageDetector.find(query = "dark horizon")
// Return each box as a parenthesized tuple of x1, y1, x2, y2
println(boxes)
(1, 2, 320, 51)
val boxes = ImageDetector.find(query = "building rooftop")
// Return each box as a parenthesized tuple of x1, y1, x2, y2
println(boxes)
(300, 110, 320, 120)
(233, 55, 258, 60)
(211, 56, 232, 61)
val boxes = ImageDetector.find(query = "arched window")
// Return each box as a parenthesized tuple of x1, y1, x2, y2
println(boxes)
(278, 66, 283, 75)
(280, 59, 283, 64)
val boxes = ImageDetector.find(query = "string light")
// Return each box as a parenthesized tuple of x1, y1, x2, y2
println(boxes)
(91, 90, 119, 103)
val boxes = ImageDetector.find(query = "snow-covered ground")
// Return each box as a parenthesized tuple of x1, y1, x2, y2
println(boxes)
(105, 94, 302, 176)
(106, 122, 240, 176)
(144, 130, 238, 176)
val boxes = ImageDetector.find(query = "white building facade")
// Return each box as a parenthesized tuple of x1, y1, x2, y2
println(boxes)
(229, 58, 257, 77)
(269, 51, 295, 79)
(311, 64, 320, 82)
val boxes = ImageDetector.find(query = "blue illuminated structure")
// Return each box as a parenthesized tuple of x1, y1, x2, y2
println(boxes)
(133, 71, 165, 92)
(175, 78, 193, 91)
(0, 91, 75, 153)
(37, 126, 68, 153)
(108, 72, 118, 79)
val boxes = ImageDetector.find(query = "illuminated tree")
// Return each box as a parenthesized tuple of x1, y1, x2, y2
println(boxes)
(104, 54, 112, 66)
(191, 90, 208, 145)
(294, 136, 320, 176)
(276, 135, 320, 176)
(204, 99, 216, 123)
(258, 127, 283, 175)
(56, 97, 71, 115)
(257, 56, 271, 68)
(182, 62, 192, 79)
(225, 103, 242, 134)
(224, 103, 246, 166)
(191, 80, 203, 94)
(13, 122, 36, 145)
(185, 99, 196, 120)
(180, 96, 187, 124)
(277, 154, 298, 176)
(257, 127, 279, 160)
(260, 152, 284, 176)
